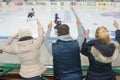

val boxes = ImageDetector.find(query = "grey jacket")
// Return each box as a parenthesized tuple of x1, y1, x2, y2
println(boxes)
(44, 24, 85, 55)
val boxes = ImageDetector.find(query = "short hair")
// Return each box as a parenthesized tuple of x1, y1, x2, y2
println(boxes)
(95, 26, 111, 44)
(57, 24, 69, 36)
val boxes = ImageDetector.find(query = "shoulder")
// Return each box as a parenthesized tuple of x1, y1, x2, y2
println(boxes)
(91, 45, 119, 63)
(84, 40, 98, 46)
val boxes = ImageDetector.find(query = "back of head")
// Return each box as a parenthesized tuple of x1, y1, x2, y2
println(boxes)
(95, 26, 111, 44)
(18, 27, 33, 41)
(57, 24, 69, 36)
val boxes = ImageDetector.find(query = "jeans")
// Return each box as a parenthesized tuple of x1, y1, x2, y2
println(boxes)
(22, 76, 42, 80)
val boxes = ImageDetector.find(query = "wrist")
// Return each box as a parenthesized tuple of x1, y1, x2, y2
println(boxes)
(12, 36, 17, 39)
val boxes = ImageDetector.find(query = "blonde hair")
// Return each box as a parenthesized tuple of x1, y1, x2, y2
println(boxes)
(95, 26, 111, 44)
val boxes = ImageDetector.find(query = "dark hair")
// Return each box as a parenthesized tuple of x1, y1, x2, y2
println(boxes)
(57, 24, 69, 36)
(18, 36, 33, 41)
(55, 13, 58, 17)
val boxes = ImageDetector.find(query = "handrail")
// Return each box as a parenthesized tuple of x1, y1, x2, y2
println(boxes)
(0, 63, 120, 76)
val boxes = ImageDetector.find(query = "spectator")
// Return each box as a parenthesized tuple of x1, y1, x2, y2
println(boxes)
(114, 20, 120, 44)
(2, 19, 46, 80)
(81, 20, 120, 80)
(44, 19, 85, 80)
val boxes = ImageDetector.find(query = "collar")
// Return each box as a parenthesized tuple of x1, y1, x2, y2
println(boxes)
(91, 42, 119, 63)
(57, 35, 74, 41)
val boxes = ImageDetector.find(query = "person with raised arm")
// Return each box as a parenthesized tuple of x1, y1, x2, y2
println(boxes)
(2, 19, 46, 80)
(81, 20, 120, 80)
(44, 18, 85, 80)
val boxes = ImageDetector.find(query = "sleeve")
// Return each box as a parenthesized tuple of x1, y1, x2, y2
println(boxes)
(44, 28, 53, 56)
(81, 39, 92, 56)
(2, 37, 15, 54)
(76, 24, 85, 50)
(33, 23, 44, 48)
(115, 30, 120, 44)
(81, 38, 88, 56)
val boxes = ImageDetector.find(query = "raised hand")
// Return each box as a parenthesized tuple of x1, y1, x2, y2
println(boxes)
(13, 33, 19, 38)
(36, 19, 41, 27)
(76, 19, 81, 26)
(113, 20, 119, 30)
(48, 21, 52, 28)
(84, 29, 90, 38)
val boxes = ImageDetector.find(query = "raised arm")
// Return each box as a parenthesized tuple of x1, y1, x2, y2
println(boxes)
(34, 19, 44, 46)
(81, 29, 90, 56)
(2, 33, 19, 54)
(76, 19, 85, 50)
(44, 21, 53, 55)
(113, 20, 120, 43)
(37, 19, 44, 40)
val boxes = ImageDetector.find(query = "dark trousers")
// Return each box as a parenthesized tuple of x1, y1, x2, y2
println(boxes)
(22, 76, 42, 80)
(28, 13, 34, 18)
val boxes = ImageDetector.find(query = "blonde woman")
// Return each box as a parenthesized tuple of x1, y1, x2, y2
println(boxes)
(81, 20, 120, 80)
(2, 19, 46, 80)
